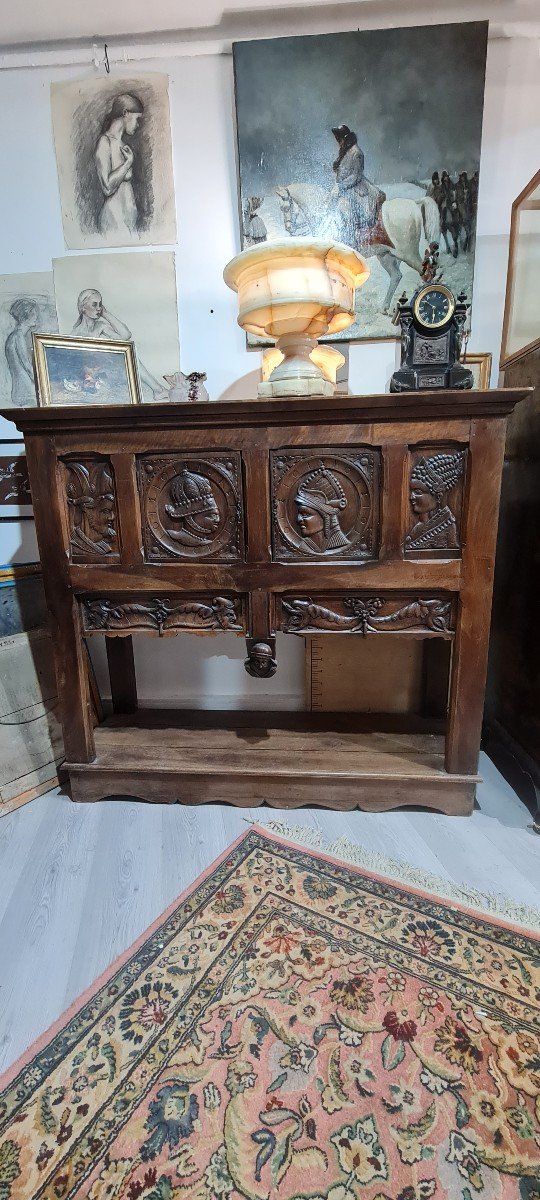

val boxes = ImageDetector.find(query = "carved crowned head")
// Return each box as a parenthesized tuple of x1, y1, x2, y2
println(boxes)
(410, 452, 464, 516)
(66, 462, 116, 547)
(165, 467, 220, 541)
(294, 462, 349, 551)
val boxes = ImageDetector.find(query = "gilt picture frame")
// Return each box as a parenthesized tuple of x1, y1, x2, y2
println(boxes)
(464, 351, 492, 389)
(33, 334, 142, 408)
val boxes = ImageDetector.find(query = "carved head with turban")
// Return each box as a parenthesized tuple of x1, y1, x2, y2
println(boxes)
(165, 467, 220, 545)
(294, 462, 349, 551)
(409, 452, 465, 518)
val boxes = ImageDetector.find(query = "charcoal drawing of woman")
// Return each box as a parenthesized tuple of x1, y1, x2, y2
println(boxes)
(95, 94, 144, 238)
(5, 298, 39, 405)
(72, 289, 164, 399)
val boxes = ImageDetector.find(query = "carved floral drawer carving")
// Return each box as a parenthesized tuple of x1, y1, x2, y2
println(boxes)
(281, 594, 455, 635)
(271, 447, 380, 562)
(137, 452, 244, 562)
(81, 594, 245, 636)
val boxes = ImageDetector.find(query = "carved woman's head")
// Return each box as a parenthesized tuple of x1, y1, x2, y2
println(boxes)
(410, 452, 465, 517)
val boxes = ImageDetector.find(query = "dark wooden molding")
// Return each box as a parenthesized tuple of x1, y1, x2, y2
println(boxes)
(1, 389, 530, 438)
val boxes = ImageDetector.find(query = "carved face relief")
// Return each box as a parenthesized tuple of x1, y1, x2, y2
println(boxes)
(64, 459, 119, 560)
(409, 481, 439, 517)
(272, 449, 380, 562)
(138, 454, 243, 561)
(405, 450, 465, 554)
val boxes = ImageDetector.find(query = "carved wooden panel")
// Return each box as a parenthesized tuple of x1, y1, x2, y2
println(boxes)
(81, 594, 244, 636)
(137, 453, 244, 561)
(281, 594, 454, 635)
(61, 457, 120, 562)
(404, 447, 466, 555)
(271, 448, 380, 561)
(0, 456, 31, 505)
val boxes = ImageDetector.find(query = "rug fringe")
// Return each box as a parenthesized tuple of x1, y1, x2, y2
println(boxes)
(261, 820, 540, 934)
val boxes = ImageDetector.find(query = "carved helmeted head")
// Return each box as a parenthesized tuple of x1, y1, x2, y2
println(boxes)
(66, 462, 115, 549)
(294, 462, 349, 551)
(165, 467, 220, 544)
(410, 452, 464, 517)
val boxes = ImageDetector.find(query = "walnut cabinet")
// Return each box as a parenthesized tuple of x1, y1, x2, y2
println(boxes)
(3, 390, 526, 813)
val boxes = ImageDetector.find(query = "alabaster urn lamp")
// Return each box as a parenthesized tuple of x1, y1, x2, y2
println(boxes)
(223, 238, 369, 397)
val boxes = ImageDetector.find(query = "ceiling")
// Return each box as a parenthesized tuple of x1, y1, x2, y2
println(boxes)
(2, 0, 539, 53)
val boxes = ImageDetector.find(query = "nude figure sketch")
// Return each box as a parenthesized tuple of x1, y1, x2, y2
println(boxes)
(0, 276, 58, 407)
(72, 289, 166, 400)
(95, 94, 144, 238)
(51, 74, 176, 250)
(5, 299, 39, 405)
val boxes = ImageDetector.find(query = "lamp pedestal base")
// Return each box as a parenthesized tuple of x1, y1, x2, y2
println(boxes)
(258, 331, 335, 398)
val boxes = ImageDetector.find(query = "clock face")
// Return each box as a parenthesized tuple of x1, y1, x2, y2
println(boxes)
(414, 285, 455, 330)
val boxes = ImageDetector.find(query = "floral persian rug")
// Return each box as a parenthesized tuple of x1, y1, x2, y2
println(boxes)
(1, 827, 539, 1200)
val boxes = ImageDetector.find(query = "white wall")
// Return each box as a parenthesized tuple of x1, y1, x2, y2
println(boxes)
(0, 22, 538, 706)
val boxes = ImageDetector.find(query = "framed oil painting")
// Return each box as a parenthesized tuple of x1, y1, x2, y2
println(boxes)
(233, 22, 488, 342)
(33, 334, 141, 407)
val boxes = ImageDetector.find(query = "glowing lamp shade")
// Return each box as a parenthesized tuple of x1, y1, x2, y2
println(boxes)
(224, 237, 368, 396)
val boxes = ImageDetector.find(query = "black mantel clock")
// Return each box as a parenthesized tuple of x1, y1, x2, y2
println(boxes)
(390, 283, 473, 392)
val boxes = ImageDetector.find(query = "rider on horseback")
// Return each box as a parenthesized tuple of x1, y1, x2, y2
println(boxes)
(330, 125, 386, 246)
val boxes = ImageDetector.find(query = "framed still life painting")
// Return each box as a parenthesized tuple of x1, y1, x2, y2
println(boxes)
(32, 334, 141, 407)
(233, 22, 488, 343)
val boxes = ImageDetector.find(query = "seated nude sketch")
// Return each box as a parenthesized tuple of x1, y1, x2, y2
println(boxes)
(95, 94, 144, 238)
(5, 298, 39, 405)
(72, 288, 165, 400)
(405, 452, 465, 551)
(294, 463, 350, 552)
(164, 467, 221, 547)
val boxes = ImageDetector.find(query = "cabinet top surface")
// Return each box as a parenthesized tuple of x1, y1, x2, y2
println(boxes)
(1, 388, 529, 436)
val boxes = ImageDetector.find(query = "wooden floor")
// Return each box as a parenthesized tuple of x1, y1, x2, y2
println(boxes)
(0, 751, 538, 1078)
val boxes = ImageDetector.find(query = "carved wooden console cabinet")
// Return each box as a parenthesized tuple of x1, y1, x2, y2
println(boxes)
(3, 389, 525, 812)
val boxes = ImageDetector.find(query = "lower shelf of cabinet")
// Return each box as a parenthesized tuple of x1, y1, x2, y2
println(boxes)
(65, 710, 478, 814)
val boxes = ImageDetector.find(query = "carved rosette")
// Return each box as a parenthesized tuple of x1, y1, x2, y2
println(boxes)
(62, 457, 119, 562)
(137, 453, 244, 561)
(81, 595, 244, 636)
(405, 448, 466, 555)
(271, 448, 380, 561)
(281, 595, 454, 635)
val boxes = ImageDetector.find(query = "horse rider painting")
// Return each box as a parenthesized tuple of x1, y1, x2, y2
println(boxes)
(330, 125, 386, 246)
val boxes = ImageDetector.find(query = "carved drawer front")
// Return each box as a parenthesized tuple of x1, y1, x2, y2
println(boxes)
(137, 452, 244, 562)
(61, 455, 120, 563)
(404, 446, 466, 556)
(281, 593, 455, 636)
(80, 594, 245, 636)
(271, 447, 380, 562)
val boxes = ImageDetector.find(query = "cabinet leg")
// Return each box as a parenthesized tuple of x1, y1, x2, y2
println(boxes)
(106, 635, 138, 714)
(422, 640, 451, 720)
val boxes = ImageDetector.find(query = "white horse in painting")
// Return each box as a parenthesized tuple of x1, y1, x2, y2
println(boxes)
(275, 183, 440, 313)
